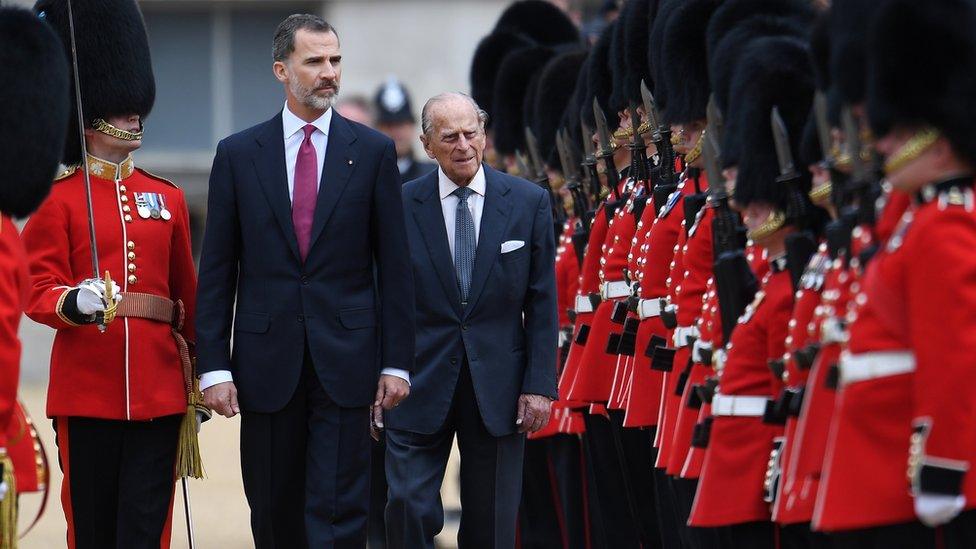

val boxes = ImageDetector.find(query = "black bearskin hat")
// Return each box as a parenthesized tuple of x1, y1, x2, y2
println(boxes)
(492, 46, 556, 156)
(799, 109, 822, 168)
(555, 55, 592, 167)
(621, 0, 655, 107)
(660, 0, 722, 124)
(470, 30, 534, 128)
(828, 0, 891, 107)
(647, 0, 682, 113)
(705, 0, 813, 57)
(35, 0, 156, 167)
(866, 0, 976, 165)
(0, 6, 69, 218)
(582, 20, 618, 128)
(608, 11, 630, 115)
(534, 50, 588, 167)
(726, 35, 814, 211)
(494, 1, 580, 46)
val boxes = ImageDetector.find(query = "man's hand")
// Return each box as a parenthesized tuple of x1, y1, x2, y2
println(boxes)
(516, 394, 552, 433)
(75, 278, 122, 315)
(203, 381, 240, 418)
(371, 375, 410, 435)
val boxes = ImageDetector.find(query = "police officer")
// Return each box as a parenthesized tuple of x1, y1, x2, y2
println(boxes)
(373, 77, 436, 183)
(22, 1, 204, 546)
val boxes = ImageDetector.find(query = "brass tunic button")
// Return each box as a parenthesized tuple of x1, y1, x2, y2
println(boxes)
(128, 263, 137, 273)
(127, 241, 135, 250)
(119, 185, 127, 193)
(128, 274, 137, 285)
(124, 214, 133, 223)
(120, 195, 128, 203)
(122, 205, 131, 213)
(127, 251, 136, 261)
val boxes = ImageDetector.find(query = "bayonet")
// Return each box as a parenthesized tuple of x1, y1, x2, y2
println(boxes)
(580, 117, 602, 203)
(514, 150, 531, 179)
(813, 92, 833, 163)
(524, 127, 547, 182)
(706, 95, 723, 148)
(842, 106, 867, 184)
(628, 103, 649, 184)
(640, 80, 661, 141)
(593, 98, 621, 198)
(771, 106, 798, 180)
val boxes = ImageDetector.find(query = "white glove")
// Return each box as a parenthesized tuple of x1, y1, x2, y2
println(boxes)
(914, 493, 966, 527)
(75, 279, 122, 316)
(0, 480, 7, 502)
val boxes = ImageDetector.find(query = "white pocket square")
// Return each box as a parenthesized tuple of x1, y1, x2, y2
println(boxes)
(500, 240, 525, 253)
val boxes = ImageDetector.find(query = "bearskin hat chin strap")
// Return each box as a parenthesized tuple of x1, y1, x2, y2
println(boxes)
(883, 127, 941, 176)
(747, 209, 787, 241)
(92, 118, 144, 141)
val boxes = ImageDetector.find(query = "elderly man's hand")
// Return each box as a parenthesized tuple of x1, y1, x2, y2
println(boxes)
(203, 381, 240, 418)
(516, 394, 552, 433)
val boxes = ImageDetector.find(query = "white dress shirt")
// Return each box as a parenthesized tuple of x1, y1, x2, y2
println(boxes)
(439, 165, 486, 261)
(199, 103, 409, 391)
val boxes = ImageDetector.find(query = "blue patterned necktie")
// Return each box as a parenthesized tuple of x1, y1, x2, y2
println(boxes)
(453, 186, 476, 304)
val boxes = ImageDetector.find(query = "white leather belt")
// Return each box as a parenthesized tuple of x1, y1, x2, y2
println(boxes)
(692, 339, 712, 363)
(839, 351, 915, 385)
(673, 325, 700, 348)
(711, 394, 769, 417)
(574, 295, 594, 314)
(638, 297, 666, 320)
(821, 317, 848, 344)
(601, 280, 631, 300)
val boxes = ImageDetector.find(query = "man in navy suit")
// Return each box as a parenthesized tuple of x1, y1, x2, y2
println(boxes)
(384, 93, 558, 548)
(195, 14, 414, 548)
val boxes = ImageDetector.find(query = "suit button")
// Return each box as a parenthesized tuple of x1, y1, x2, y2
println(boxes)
(450, 358, 458, 365)
(301, 275, 308, 285)
(297, 315, 305, 323)
(462, 324, 469, 331)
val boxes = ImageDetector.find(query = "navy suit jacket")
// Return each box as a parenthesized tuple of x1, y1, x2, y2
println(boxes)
(386, 166, 558, 437)
(195, 111, 415, 412)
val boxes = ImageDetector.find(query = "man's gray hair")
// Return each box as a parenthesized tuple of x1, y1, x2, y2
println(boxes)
(421, 92, 489, 136)
(272, 14, 338, 62)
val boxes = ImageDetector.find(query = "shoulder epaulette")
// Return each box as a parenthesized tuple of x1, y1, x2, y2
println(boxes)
(54, 166, 77, 182)
(135, 167, 180, 189)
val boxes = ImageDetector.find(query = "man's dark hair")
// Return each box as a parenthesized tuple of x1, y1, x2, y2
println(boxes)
(272, 14, 338, 62)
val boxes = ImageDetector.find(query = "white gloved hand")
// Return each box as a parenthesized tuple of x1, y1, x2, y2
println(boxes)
(0, 480, 7, 502)
(914, 493, 966, 527)
(75, 279, 122, 316)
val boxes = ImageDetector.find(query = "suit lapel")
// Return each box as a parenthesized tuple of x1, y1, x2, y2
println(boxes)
(308, 112, 359, 253)
(464, 167, 511, 317)
(252, 113, 301, 262)
(413, 174, 463, 316)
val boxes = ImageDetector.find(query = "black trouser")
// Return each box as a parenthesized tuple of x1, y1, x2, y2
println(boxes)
(610, 412, 662, 548)
(385, 362, 525, 549)
(241, 352, 371, 548)
(720, 521, 775, 549)
(518, 438, 564, 548)
(368, 436, 388, 549)
(779, 522, 831, 549)
(671, 476, 724, 549)
(652, 466, 684, 549)
(54, 414, 182, 549)
(829, 510, 976, 549)
(581, 412, 641, 548)
(549, 434, 589, 549)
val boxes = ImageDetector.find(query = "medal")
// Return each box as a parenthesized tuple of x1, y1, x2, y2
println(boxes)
(135, 192, 151, 219)
(158, 194, 172, 221)
(147, 192, 161, 219)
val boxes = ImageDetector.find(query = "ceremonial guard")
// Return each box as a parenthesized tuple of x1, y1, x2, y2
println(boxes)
(21, 1, 204, 546)
(815, 0, 976, 546)
(0, 6, 69, 546)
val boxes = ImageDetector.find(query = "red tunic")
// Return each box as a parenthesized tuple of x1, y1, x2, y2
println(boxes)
(623, 181, 689, 427)
(562, 202, 610, 404)
(0, 216, 28, 449)
(815, 185, 976, 531)
(690, 264, 793, 526)
(772, 246, 829, 524)
(21, 157, 197, 420)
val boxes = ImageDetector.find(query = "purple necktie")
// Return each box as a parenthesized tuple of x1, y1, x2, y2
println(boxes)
(293, 124, 318, 261)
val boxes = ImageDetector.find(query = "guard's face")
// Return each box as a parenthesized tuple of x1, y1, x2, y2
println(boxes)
(875, 126, 942, 192)
(275, 29, 342, 111)
(672, 120, 705, 156)
(742, 201, 777, 246)
(420, 99, 486, 185)
(85, 113, 142, 155)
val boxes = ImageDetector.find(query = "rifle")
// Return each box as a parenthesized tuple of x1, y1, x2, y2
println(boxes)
(641, 81, 678, 214)
(771, 106, 818, 291)
(558, 130, 589, 267)
(525, 127, 567, 232)
(580, 117, 603, 206)
(593, 98, 622, 200)
(704, 104, 757, 346)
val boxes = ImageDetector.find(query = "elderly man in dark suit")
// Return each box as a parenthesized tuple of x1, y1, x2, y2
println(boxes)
(384, 92, 558, 549)
(195, 14, 415, 548)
